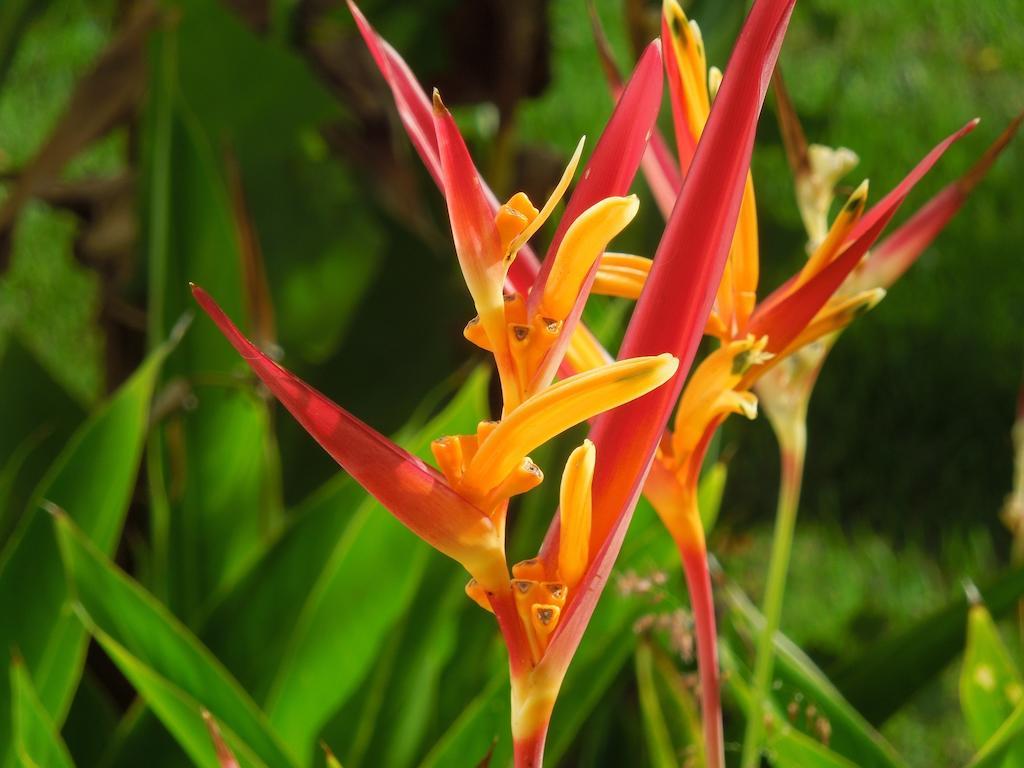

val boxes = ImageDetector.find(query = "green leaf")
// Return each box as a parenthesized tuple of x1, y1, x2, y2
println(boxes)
(965, 697, 1024, 768)
(832, 564, 1024, 725)
(0, 331, 174, 764)
(10, 657, 74, 768)
(698, 461, 727, 534)
(53, 510, 298, 768)
(959, 602, 1024, 765)
(146, 98, 281, 619)
(722, 581, 908, 768)
(635, 640, 680, 768)
(721, 641, 859, 768)
(0, 340, 83, 541)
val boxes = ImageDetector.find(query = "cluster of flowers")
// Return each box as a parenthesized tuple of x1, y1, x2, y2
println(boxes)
(192, 0, 1018, 765)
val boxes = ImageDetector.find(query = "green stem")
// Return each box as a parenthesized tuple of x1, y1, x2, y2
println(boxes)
(739, 412, 806, 768)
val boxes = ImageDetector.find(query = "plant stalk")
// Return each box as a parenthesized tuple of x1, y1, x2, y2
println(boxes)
(739, 408, 807, 768)
(678, 540, 725, 768)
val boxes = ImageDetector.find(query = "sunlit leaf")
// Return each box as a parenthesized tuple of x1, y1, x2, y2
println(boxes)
(959, 602, 1024, 765)
(53, 510, 298, 768)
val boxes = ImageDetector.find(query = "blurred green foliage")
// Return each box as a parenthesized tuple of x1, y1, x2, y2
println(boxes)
(0, 0, 1021, 765)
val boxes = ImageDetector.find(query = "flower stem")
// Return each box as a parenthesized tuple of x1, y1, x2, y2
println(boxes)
(739, 412, 806, 768)
(512, 726, 548, 768)
(678, 541, 725, 768)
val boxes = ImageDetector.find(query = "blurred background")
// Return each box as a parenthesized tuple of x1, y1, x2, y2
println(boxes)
(1, 0, 1022, 765)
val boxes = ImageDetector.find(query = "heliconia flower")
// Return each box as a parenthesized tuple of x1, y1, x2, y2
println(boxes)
(587, 3, 1013, 764)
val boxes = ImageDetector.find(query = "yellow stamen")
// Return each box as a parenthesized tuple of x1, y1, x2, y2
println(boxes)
(512, 558, 546, 581)
(512, 579, 545, 662)
(794, 180, 870, 290)
(538, 196, 640, 321)
(461, 354, 679, 499)
(465, 578, 494, 613)
(781, 288, 886, 358)
(431, 435, 465, 485)
(531, 604, 561, 651)
(558, 440, 594, 590)
(463, 316, 490, 350)
(496, 192, 539, 257)
(671, 337, 770, 464)
(479, 457, 544, 511)
(506, 136, 586, 260)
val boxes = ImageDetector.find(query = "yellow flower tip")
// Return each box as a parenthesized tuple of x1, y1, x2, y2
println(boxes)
(506, 136, 586, 260)
(559, 439, 595, 590)
(431, 435, 465, 485)
(730, 334, 773, 376)
(480, 457, 544, 511)
(461, 354, 676, 499)
(496, 192, 539, 258)
(463, 315, 491, 350)
(477, 420, 500, 443)
(431, 87, 445, 113)
(539, 195, 641, 322)
(663, 0, 687, 32)
(465, 578, 494, 614)
(864, 286, 887, 310)
(844, 178, 870, 215)
(727, 390, 759, 421)
(709, 65, 723, 102)
(511, 558, 546, 581)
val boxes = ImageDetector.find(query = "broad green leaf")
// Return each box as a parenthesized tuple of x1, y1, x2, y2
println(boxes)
(832, 564, 1024, 725)
(319, 559, 469, 768)
(959, 602, 1024, 765)
(147, 99, 281, 619)
(635, 640, 679, 768)
(10, 658, 74, 768)
(722, 581, 908, 768)
(0, 331, 174, 765)
(53, 511, 298, 768)
(419, 676, 509, 768)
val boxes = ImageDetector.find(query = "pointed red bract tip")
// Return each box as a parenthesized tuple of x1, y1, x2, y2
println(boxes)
(190, 284, 499, 571)
(526, 39, 664, 387)
(347, 2, 543, 292)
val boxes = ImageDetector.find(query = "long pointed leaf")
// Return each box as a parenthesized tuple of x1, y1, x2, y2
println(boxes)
(0, 327, 177, 762)
(53, 511, 298, 768)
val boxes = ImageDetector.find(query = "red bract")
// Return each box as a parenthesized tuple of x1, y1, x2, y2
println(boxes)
(191, 284, 505, 585)
(856, 112, 1023, 291)
(746, 119, 979, 358)
(542, 0, 798, 670)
